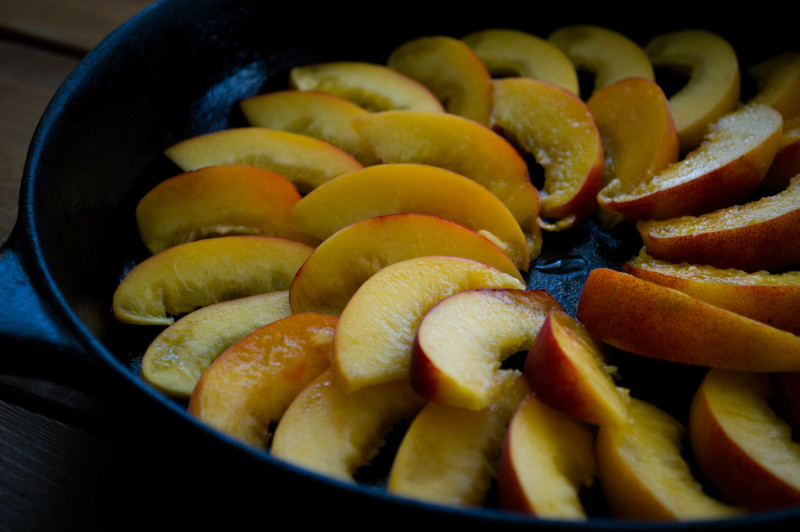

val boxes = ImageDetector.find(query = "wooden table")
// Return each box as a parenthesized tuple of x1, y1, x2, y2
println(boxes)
(0, 2, 202, 529)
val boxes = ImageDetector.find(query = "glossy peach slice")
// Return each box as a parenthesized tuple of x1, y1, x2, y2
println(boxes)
(547, 25, 654, 94)
(239, 90, 377, 165)
(270, 368, 426, 483)
(690, 368, 800, 512)
(112, 235, 313, 325)
(387, 35, 493, 125)
(602, 103, 783, 221)
(388, 376, 530, 507)
(588, 77, 679, 227)
(135, 164, 309, 254)
(576, 268, 800, 372)
(637, 176, 800, 272)
(524, 307, 631, 428)
(462, 28, 579, 95)
(596, 396, 740, 521)
(624, 249, 800, 335)
(645, 29, 740, 153)
(289, 214, 524, 317)
(497, 391, 597, 520)
(409, 288, 561, 411)
(331, 255, 526, 393)
(187, 313, 337, 448)
(163, 126, 363, 194)
(283, 163, 532, 270)
(762, 116, 800, 193)
(490, 77, 604, 231)
(748, 52, 800, 121)
(288, 61, 445, 112)
(140, 291, 292, 398)
(349, 110, 541, 252)
(773, 371, 800, 437)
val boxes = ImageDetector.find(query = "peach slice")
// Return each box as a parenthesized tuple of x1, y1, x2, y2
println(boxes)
(636, 175, 800, 272)
(187, 313, 337, 448)
(387, 35, 493, 125)
(773, 371, 800, 437)
(141, 291, 292, 398)
(762, 116, 800, 193)
(576, 268, 800, 372)
(289, 214, 525, 317)
(689, 368, 800, 512)
(135, 164, 310, 255)
(596, 396, 740, 521)
(331, 255, 526, 393)
(546, 25, 654, 94)
(524, 307, 631, 428)
(461, 28, 579, 95)
(490, 77, 604, 231)
(601, 103, 783, 222)
(497, 392, 597, 520)
(283, 163, 532, 270)
(349, 110, 542, 252)
(288, 61, 445, 113)
(409, 288, 561, 411)
(624, 249, 800, 335)
(112, 235, 313, 326)
(163, 126, 363, 194)
(587, 77, 679, 227)
(387, 375, 530, 507)
(270, 368, 426, 483)
(748, 52, 800, 121)
(239, 90, 377, 165)
(645, 29, 740, 153)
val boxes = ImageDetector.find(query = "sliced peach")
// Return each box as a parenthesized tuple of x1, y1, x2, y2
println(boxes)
(576, 268, 800, 372)
(624, 249, 800, 335)
(596, 396, 741, 521)
(546, 25, 654, 94)
(387, 35, 493, 125)
(462, 28, 579, 95)
(587, 77, 679, 227)
(349, 110, 542, 252)
(409, 288, 561, 411)
(187, 313, 337, 449)
(762, 116, 800, 193)
(239, 90, 377, 165)
(388, 375, 530, 507)
(270, 368, 426, 483)
(135, 164, 310, 255)
(689, 368, 800, 512)
(773, 371, 800, 438)
(163, 126, 363, 194)
(637, 175, 800, 272)
(288, 61, 445, 112)
(497, 392, 597, 520)
(601, 103, 783, 221)
(331, 255, 526, 393)
(289, 214, 525, 317)
(112, 235, 313, 325)
(141, 291, 292, 398)
(645, 29, 741, 153)
(283, 163, 532, 270)
(524, 307, 631, 428)
(748, 52, 800, 121)
(490, 77, 604, 231)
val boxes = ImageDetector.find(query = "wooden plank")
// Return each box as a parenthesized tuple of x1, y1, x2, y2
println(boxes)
(0, 0, 155, 55)
(0, 39, 78, 244)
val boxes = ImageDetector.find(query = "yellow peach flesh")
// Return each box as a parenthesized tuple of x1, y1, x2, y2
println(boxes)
(462, 28, 579, 95)
(141, 291, 292, 398)
(387, 35, 493, 125)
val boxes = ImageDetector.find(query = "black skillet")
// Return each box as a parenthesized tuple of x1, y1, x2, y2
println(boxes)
(1, 0, 798, 528)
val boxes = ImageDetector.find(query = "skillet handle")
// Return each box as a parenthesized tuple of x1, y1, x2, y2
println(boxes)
(0, 233, 93, 376)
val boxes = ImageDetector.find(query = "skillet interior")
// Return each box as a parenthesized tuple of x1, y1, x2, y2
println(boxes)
(12, 0, 800, 527)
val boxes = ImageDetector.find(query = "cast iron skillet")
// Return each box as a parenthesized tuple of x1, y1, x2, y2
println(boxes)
(1, 0, 798, 527)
